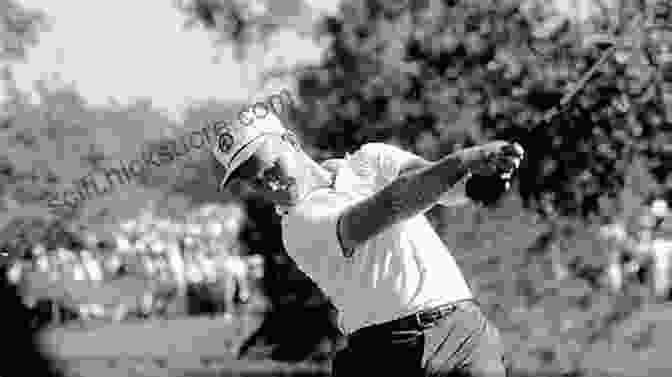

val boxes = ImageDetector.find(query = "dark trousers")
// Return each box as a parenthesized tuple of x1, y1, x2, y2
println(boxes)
(332, 300, 508, 377)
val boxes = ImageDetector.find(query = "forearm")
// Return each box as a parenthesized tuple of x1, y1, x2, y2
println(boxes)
(394, 151, 471, 208)
(377, 153, 469, 221)
(340, 150, 471, 249)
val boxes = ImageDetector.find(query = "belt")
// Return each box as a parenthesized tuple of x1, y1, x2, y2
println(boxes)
(350, 298, 478, 338)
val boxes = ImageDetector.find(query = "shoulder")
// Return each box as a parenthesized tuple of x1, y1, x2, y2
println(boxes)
(281, 189, 354, 259)
(353, 142, 425, 181)
(350, 142, 405, 171)
(320, 143, 396, 179)
(285, 189, 351, 227)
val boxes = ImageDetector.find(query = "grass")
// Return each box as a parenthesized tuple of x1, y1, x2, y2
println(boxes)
(48, 195, 672, 377)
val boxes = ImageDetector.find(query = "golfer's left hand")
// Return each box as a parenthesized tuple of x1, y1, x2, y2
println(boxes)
(462, 141, 525, 178)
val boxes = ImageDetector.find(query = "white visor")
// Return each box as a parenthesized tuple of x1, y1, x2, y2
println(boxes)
(211, 112, 287, 190)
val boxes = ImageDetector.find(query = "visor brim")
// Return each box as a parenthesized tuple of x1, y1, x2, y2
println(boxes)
(218, 135, 269, 191)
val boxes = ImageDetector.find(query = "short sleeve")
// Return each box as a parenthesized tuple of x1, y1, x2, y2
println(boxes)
(357, 143, 422, 184)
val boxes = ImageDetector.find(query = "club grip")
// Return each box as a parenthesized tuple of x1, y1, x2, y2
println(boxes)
(465, 174, 510, 207)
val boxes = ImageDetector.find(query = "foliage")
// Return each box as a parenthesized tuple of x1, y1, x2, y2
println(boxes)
(173, 0, 315, 60)
(4, 202, 260, 322)
(0, 72, 336, 365)
(1, 1, 671, 376)
(0, 0, 48, 62)
(0, 71, 250, 224)
(171, 1, 672, 375)
(433, 195, 672, 377)
(299, 0, 672, 219)
(179, 0, 672, 219)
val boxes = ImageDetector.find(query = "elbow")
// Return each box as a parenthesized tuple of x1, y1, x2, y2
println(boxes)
(337, 173, 438, 252)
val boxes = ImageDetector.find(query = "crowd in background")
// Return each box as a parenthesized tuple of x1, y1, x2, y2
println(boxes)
(1, 194, 671, 377)
(599, 199, 672, 300)
(3, 197, 671, 327)
(2, 201, 266, 328)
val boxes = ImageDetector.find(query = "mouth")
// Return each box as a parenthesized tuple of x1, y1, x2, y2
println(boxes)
(268, 180, 290, 192)
(266, 177, 296, 195)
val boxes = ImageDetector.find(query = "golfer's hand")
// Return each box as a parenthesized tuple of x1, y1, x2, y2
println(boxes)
(461, 141, 525, 178)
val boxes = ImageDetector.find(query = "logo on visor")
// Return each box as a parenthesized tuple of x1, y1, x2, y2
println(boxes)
(218, 132, 235, 154)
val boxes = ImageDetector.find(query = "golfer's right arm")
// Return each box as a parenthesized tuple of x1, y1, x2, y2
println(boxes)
(338, 148, 476, 256)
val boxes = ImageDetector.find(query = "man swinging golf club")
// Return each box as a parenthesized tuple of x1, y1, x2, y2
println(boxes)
(212, 107, 524, 377)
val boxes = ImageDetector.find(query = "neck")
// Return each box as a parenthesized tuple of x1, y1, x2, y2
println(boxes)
(276, 154, 334, 215)
(298, 154, 334, 199)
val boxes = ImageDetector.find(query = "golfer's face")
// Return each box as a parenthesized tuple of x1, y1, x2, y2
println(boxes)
(231, 136, 301, 205)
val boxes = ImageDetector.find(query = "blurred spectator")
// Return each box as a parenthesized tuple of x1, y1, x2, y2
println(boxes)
(598, 219, 628, 293)
(651, 231, 672, 299)
(620, 211, 656, 291)
(603, 200, 672, 299)
(650, 200, 672, 299)
(5, 202, 263, 324)
(101, 253, 122, 280)
(6, 258, 24, 285)
(213, 253, 251, 316)
(80, 250, 103, 283)
(161, 242, 188, 316)
(32, 243, 46, 258)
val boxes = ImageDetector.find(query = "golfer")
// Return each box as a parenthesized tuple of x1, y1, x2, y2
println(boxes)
(212, 110, 524, 377)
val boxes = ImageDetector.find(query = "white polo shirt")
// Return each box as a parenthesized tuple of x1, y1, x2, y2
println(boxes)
(281, 143, 473, 335)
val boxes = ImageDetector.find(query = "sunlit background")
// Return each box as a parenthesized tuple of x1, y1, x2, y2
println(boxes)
(10, 0, 331, 121)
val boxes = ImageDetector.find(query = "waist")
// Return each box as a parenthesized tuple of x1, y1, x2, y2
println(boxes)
(334, 286, 474, 334)
(348, 298, 479, 341)
(333, 277, 474, 332)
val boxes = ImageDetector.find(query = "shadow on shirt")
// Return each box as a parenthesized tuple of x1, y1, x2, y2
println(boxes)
(236, 199, 344, 364)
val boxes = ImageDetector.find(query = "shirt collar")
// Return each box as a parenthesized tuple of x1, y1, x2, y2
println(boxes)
(275, 159, 342, 217)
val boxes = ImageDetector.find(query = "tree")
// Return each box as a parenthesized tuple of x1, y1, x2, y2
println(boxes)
(177, 1, 672, 372)
(1, 1, 54, 238)
(0, 5, 70, 375)
(178, 0, 671, 220)
(0, 0, 48, 61)
(173, 0, 320, 60)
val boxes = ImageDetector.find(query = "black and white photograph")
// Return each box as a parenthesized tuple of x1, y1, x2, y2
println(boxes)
(1, 0, 671, 376)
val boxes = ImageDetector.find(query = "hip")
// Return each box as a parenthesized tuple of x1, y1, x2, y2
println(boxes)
(346, 298, 479, 344)
(333, 299, 508, 376)
(338, 292, 474, 335)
